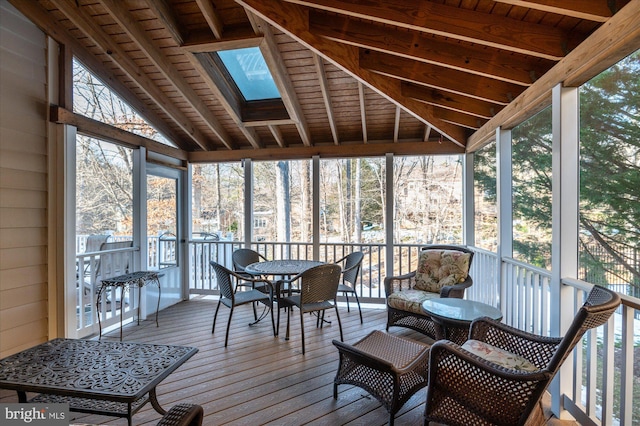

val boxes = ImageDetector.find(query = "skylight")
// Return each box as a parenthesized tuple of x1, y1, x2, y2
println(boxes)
(217, 47, 281, 101)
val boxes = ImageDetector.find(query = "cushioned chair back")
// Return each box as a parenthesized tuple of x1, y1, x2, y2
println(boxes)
(299, 264, 342, 305)
(342, 252, 363, 287)
(415, 245, 474, 293)
(548, 286, 620, 373)
(210, 261, 235, 301)
(232, 248, 266, 272)
(419, 244, 474, 270)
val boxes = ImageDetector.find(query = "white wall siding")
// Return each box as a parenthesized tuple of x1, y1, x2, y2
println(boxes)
(0, 0, 49, 357)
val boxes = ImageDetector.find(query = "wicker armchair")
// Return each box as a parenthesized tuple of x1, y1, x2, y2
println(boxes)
(424, 285, 621, 426)
(277, 263, 344, 354)
(156, 403, 203, 426)
(209, 261, 275, 346)
(335, 251, 364, 323)
(384, 245, 474, 339)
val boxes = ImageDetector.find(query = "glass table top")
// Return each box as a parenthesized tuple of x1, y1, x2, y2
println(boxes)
(422, 298, 502, 323)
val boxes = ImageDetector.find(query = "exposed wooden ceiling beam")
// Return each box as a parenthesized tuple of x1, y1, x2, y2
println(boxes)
(51, 106, 188, 161)
(268, 125, 286, 148)
(49, 0, 213, 151)
(401, 83, 499, 119)
(182, 35, 263, 53)
(434, 107, 485, 130)
(492, 0, 615, 22)
(468, 0, 640, 150)
(423, 125, 432, 142)
(361, 50, 522, 105)
(309, 12, 552, 86)
(313, 54, 339, 145)
(249, 14, 312, 146)
(7, 0, 192, 150)
(143, 1, 263, 149)
(100, 0, 235, 150)
(238, 0, 467, 148)
(189, 139, 464, 163)
(358, 82, 368, 143)
(145, 0, 184, 45)
(195, 0, 224, 39)
(283, 0, 574, 60)
(393, 106, 400, 143)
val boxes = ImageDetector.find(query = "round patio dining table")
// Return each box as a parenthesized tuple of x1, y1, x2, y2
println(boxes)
(244, 259, 325, 277)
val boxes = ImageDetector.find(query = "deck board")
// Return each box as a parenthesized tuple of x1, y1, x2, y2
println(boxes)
(0, 296, 575, 425)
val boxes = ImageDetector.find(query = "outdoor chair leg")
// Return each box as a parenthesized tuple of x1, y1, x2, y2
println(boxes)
(212, 300, 222, 333)
(224, 309, 233, 347)
(334, 305, 343, 342)
(352, 292, 363, 324)
(299, 309, 306, 355)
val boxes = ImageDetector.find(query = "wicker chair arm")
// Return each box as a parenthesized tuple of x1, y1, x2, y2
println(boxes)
(427, 340, 551, 425)
(156, 403, 203, 426)
(439, 276, 473, 298)
(383, 271, 417, 297)
(228, 269, 273, 295)
(469, 317, 563, 367)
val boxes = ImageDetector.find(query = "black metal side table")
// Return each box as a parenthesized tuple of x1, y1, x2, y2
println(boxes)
(97, 270, 161, 340)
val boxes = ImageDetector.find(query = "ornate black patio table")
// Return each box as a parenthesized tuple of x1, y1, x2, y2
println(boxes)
(244, 259, 325, 277)
(0, 338, 198, 426)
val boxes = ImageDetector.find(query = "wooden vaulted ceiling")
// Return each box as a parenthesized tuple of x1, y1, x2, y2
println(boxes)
(9, 0, 640, 162)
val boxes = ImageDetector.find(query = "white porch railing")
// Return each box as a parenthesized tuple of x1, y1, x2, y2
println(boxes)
(75, 245, 137, 337)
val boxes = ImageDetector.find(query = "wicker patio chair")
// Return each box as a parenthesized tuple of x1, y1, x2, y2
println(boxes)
(232, 248, 269, 319)
(335, 251, 364, 323)
(333, 330, 430, 426)
(384, 245, 474, 339)
(209, 261, 275, 346)
(156, 403, 203, 426)
(232, 248, 268, 289)
(277, 263, 343, 354)
(424, 285, 621, 426)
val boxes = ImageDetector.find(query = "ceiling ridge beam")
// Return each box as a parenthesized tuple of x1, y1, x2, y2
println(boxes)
(283, 0, 572, 60)
(7, 0, 191, 149)
(101, 0, 235, 150)
(313, 54, 339, 145)
(309, 11, 552, 86)
(237, 0, 467, 147)
(49, 0, 212, 150)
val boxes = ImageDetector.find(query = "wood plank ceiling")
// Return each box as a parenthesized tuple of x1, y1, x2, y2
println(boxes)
(9, 0, 636, 162)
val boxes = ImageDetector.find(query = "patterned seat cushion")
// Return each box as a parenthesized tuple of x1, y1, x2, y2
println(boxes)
(414, 249, 471, 293)
(461, 339, 538, 372)
(388, 289, 441, 315)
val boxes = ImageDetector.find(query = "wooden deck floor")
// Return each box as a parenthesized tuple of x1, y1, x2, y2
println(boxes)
(1, 297, 576, 426)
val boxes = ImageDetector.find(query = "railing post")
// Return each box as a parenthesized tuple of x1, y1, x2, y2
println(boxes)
(243, 158, 253, 247)
(550, 83, 580, 418)
(312, 156, 320, 261)
(385, 153, 394, 278)
(496, 126, 512, 315)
